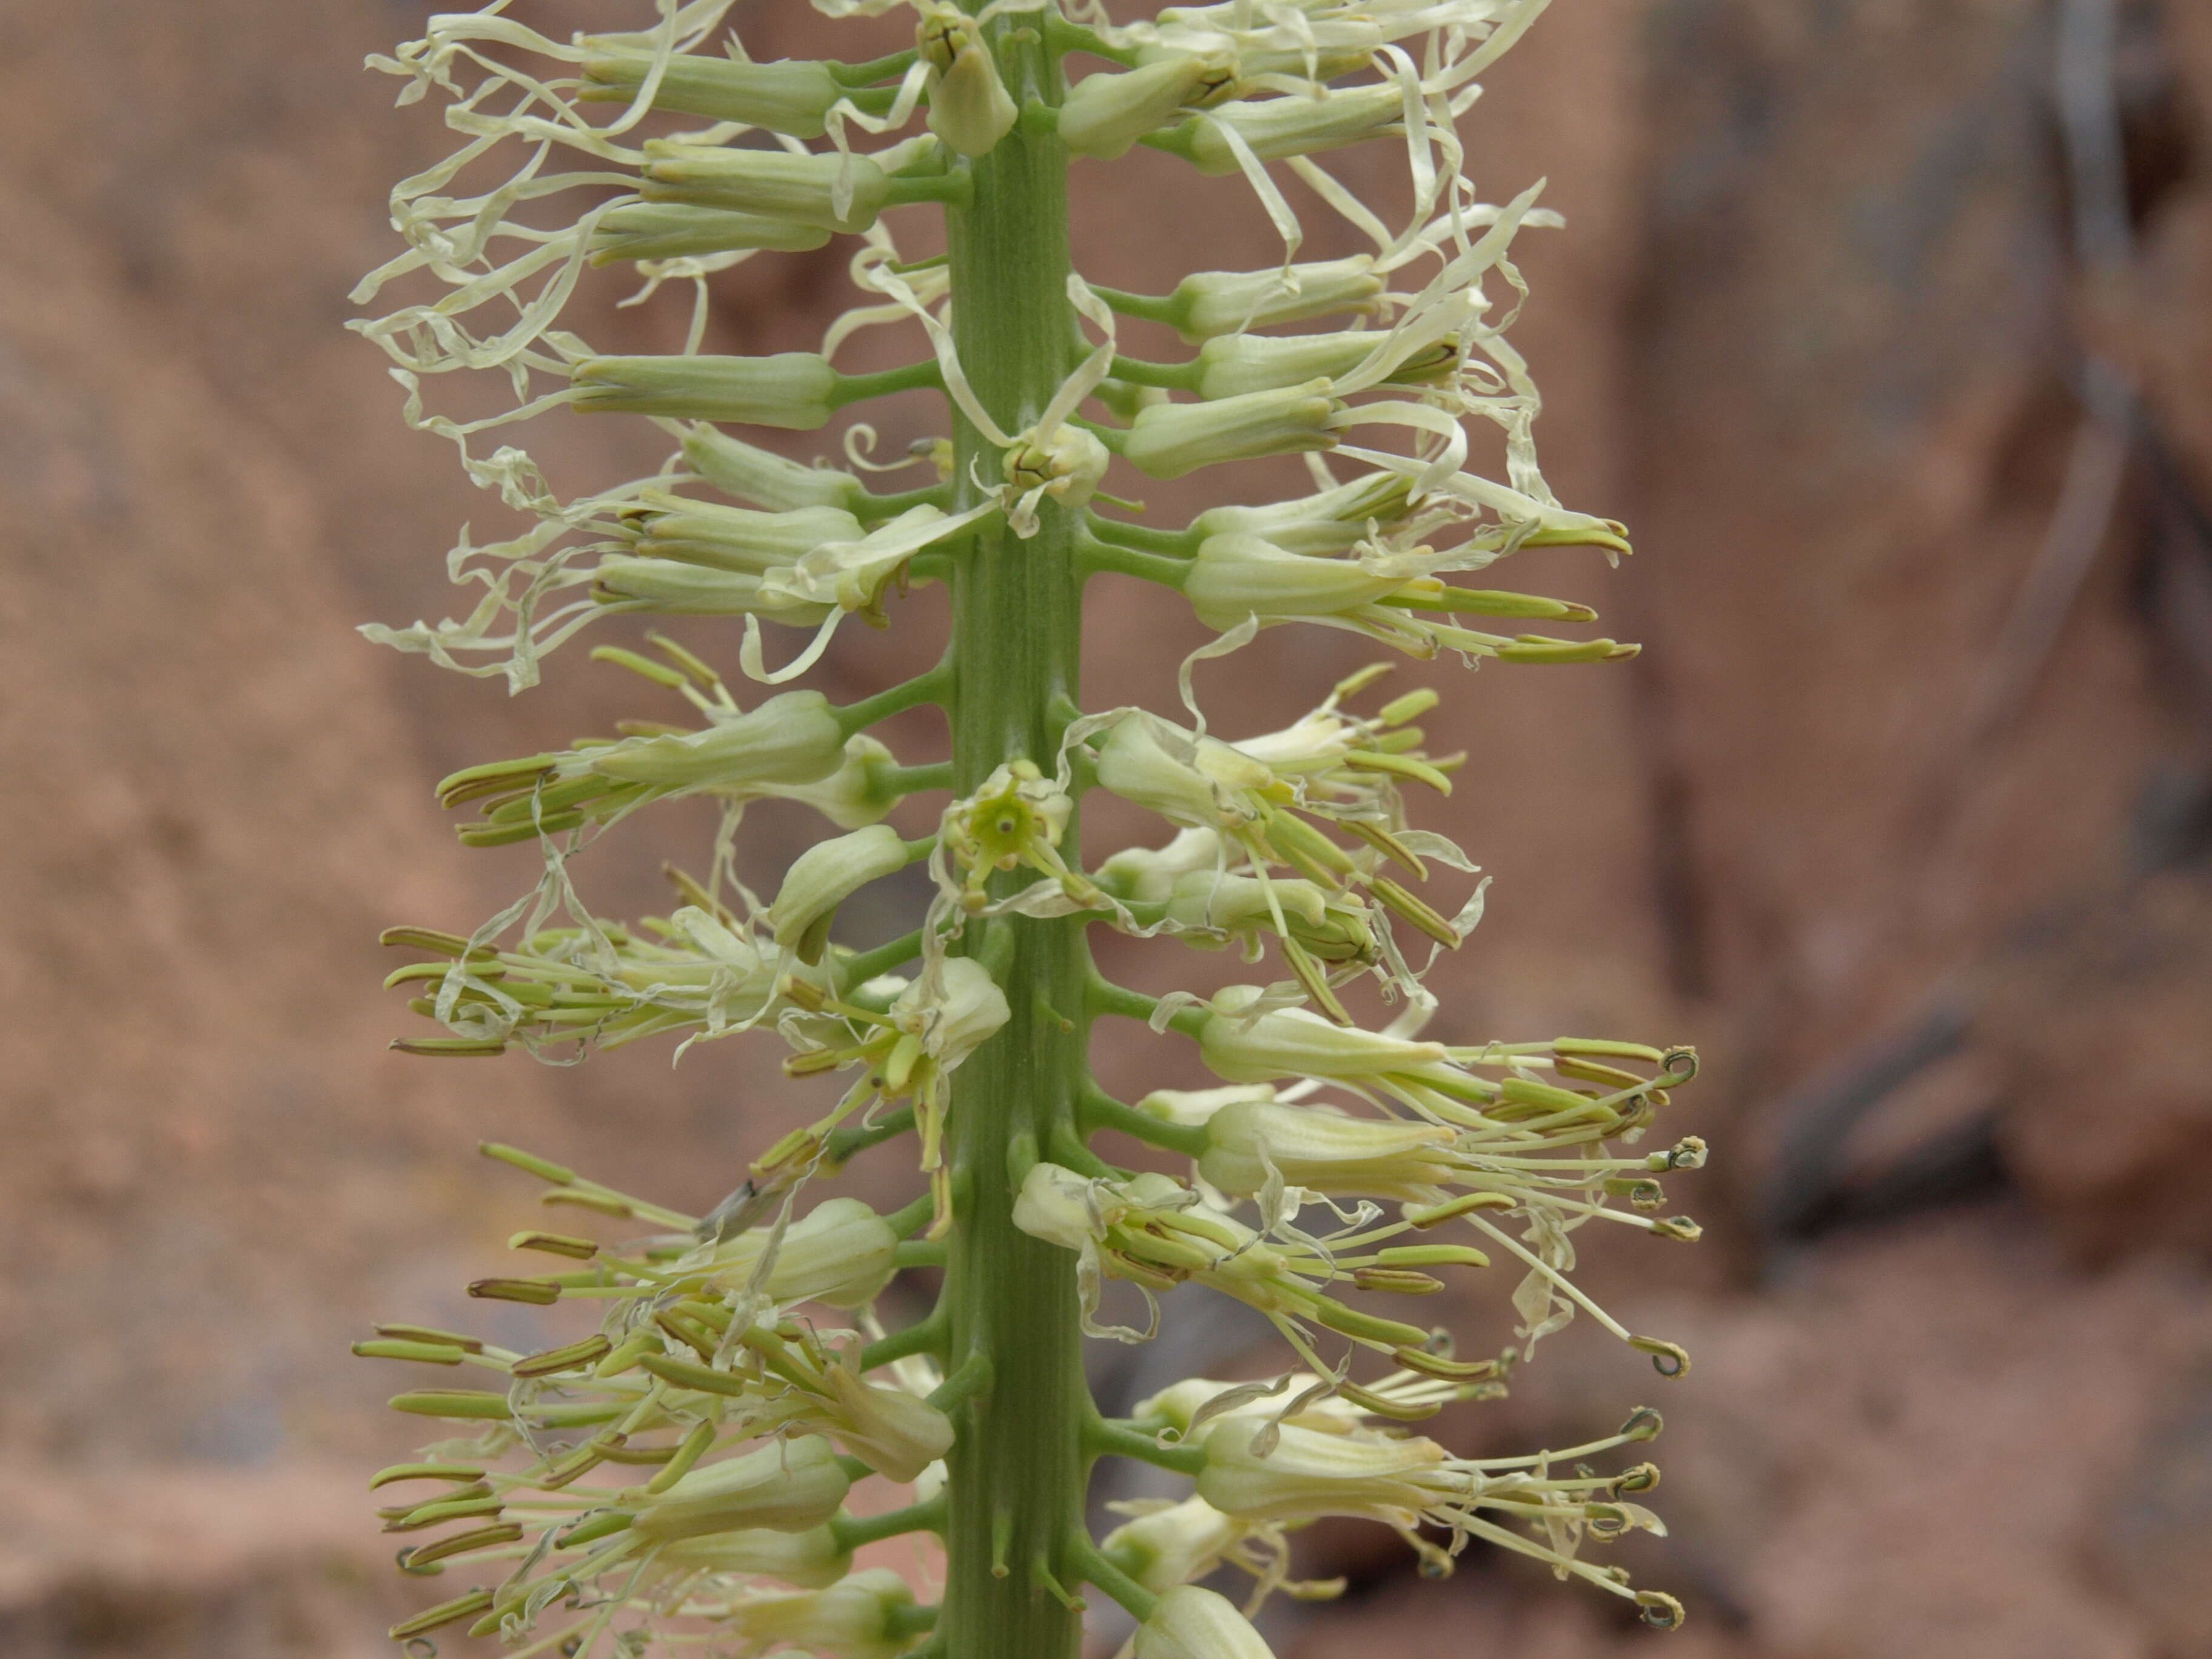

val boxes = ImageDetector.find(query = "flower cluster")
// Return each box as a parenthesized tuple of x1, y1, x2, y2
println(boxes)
(354, 2, 1709, 1655)
(361, 1145, 954, 1656)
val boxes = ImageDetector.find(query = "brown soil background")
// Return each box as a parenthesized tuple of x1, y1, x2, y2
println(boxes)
(3, 2, 2210, 1655)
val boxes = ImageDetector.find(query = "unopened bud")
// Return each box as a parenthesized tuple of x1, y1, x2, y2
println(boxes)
(769, 823, 911, 964)
(1136, 1081, 1275, 1128)
(1134, 1585, 1279, 1659)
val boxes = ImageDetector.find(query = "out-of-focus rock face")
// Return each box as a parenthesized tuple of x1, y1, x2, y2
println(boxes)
(2, 1, 2210, 1656)
(1981, 871, 2212, 1259)
(1631, 0, 2150, 1076)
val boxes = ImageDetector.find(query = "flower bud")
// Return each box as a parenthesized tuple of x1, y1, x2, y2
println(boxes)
(1061, 54, 1230, 159)
(1198, 1098, 1458, 1201)
(1136, 1081, 1276, 1129)
(643, 142, 892, 233)
(572, 352, 839, 429)
(592, 202, 834, 264)
(1195, 328, 1456, 401)
(702, 1195, 901, 1307)
(1104, 1496, 1244, 1593)
(919, 6, 1018, 156)
(681, 427, 873, 514)
(1134, 1585, 1278, 1659)
(583, 689, 846, 792)
(629, 1434, 851, 1541)
(1182, 532, 1401, 631)
(1175, 84, 1404, 176)
(659, 1523, 853, 1589)
(706, 1567, 917, 1659)
(581, 49, 846, 138)
(1165, 256, 1382, 343)
(769, 824, 911, 964)
(1124, 381, 1339, 480)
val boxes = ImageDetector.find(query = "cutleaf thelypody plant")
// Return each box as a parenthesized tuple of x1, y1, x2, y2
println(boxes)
(351, 4, 1707, 1655)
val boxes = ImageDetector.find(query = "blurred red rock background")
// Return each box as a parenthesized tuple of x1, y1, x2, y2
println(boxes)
(2, 1, 2209, 1655)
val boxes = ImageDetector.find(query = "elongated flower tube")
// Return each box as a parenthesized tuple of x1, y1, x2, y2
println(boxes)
(632, 1435, 855, 1541)
(1118, 255, 1387, 343)
(351, 4, 1711, 1654)
(435, 685, 870, 846)
(659, 1523, 855, 1590)
(578, 48, 853, 137)
(1181, 532, 1635, 665)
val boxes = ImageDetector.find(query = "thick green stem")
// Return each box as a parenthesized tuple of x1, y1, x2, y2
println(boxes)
(937, 13, 1093, 1659)
(1079, 1083, 1211, 1160)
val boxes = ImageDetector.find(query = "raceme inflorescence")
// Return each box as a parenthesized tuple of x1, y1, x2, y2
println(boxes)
(351, 4, 1707, 1657)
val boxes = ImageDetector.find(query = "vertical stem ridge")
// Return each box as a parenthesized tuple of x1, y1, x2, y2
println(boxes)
(940, 12, 1088, 1659)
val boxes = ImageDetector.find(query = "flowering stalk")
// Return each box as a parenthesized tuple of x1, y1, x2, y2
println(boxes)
(352, 4, 1707, 1656)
